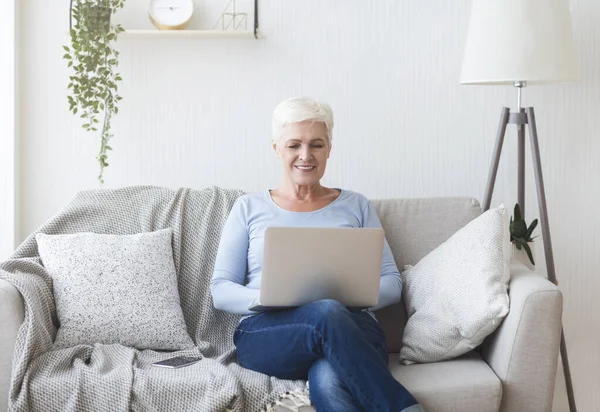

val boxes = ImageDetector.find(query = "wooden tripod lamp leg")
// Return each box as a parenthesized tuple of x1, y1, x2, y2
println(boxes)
(526, 107, 577, 412)
(482, 107, 511, 212)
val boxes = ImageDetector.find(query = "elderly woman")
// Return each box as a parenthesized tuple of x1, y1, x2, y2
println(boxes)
(211, 97, 422, 412)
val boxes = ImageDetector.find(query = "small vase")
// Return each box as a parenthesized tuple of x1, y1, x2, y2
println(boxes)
(511, 242, 536, 270)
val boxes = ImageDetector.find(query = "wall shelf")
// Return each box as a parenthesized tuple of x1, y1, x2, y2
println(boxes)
(68, 0, 261, 39)
(118, 29, 261, 39)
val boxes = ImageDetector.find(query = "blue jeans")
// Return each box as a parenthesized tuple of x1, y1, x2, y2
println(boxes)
(233, 299, 420, 412)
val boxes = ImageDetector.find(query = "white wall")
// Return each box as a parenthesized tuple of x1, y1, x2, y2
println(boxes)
(0, 0, 16, 261)
(15, 0, 600, 410)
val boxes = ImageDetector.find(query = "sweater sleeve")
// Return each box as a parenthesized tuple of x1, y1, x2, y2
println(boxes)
(210, 198, 260, 315)
(361, 200, 403, 311)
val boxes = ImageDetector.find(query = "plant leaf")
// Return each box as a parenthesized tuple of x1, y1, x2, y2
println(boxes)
(526, 219, 538, 240)
(510, 220, 528, 239)
(513, 203, 522, 221)
(522, 242, 535, 266)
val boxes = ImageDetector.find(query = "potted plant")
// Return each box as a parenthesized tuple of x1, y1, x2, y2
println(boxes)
(63, 0, 126, 184)
(509, 203, 538, 269)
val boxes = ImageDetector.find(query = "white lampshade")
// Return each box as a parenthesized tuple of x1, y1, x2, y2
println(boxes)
(460, 0, 579, 85)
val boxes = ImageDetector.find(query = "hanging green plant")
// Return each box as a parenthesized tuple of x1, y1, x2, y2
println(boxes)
(63, 0, 126, 184)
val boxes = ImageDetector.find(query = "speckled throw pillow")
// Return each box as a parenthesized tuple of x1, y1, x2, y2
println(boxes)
(36, 228, 195, 350)
(399, 204, 510, 365)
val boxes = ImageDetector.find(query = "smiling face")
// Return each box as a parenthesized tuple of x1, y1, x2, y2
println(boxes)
(273, 120, 331, 188)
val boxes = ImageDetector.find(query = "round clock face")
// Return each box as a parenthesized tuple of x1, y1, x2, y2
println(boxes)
(149, 0, 194, 29)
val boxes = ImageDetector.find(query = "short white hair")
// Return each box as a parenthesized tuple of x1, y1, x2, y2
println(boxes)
(271, 97, 334, 143)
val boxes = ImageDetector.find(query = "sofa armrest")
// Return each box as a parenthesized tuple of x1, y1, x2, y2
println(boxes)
(482, 262, 563, 412)
(0, 279, 25, 411)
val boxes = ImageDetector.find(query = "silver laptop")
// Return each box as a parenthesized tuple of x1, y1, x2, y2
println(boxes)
(248, 227, 385, 311)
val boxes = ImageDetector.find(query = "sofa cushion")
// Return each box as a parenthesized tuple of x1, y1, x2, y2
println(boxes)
(371, 197, 482, 352)
(36, 228, 195, 350)
(399, 205, 510, 364)
(389, 352, 502, 412)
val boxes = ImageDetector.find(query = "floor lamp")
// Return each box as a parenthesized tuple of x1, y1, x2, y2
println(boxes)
(460, 0, 579, 411)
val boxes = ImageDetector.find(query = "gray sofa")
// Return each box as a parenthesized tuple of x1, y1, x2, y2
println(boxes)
(0, 196, 562, 412)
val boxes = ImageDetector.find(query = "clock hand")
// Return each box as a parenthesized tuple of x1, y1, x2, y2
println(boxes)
(156, 6, 182, 10)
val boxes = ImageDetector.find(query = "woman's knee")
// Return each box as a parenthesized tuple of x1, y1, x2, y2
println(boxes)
(306, 299, 347, 318)
(302, 299, 353, 334)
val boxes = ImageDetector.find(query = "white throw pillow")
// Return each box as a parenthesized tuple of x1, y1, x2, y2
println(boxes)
(36, 228, 195, 350)
(399, 204, 510, 365)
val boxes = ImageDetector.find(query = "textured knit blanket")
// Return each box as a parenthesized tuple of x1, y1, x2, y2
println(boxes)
(0, 185, 310, 412)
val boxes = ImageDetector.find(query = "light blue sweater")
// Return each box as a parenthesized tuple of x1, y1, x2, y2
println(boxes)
(210, 189, 402, 319)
